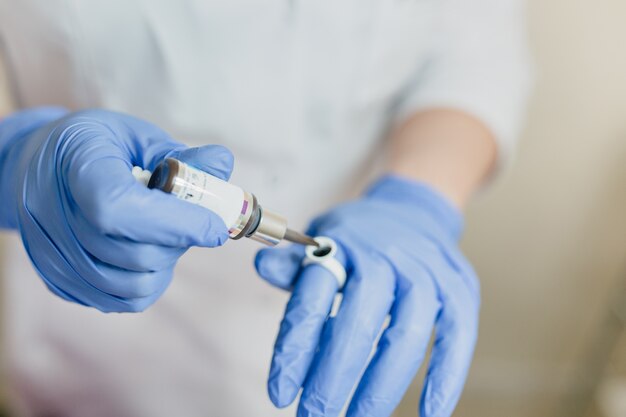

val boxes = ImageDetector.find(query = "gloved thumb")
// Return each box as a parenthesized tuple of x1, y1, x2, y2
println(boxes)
(255, 245, 305, 290)
(169, 145, 234, 181)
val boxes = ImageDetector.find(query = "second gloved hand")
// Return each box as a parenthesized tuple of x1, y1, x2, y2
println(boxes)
(0, 108, 233, 312)
(255, 176, 480, 417)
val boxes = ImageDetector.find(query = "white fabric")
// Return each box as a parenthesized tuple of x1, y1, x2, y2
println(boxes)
(0, 0, 530, 416)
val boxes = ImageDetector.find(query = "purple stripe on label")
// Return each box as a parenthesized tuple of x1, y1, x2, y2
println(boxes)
(241, 200, 248, 214)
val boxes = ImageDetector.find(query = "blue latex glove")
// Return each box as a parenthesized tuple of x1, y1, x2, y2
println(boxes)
(255, 176, 480, 417)
(0, 108, 233, 312)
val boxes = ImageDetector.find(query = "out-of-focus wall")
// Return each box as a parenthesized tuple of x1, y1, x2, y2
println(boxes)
(1, 51, 16, 228)
(0, 53, 14, 287)
(0, 53, 14, 288)
(0, 56, 13, 116)
(396, 0, 626, 416)
(0, 55, 14, 411)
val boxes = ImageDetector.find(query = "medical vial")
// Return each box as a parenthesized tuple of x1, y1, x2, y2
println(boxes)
(147, 158, 288, 245)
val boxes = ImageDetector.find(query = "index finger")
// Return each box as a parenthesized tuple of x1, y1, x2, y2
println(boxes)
(268, 263, 340, 408)
(62, 129, 229, 247)
(296, 251, 395, 417)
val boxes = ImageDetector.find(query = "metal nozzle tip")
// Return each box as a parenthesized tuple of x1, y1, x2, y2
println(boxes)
(284, 229, 319, 247)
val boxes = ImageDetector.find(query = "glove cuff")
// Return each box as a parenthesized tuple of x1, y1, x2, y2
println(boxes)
(0, 107, 69, 229)
(364, 175, 464, 241)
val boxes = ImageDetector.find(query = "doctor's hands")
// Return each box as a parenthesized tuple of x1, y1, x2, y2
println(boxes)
(0, 108, 233, 312)
(255, 176, 480, 417)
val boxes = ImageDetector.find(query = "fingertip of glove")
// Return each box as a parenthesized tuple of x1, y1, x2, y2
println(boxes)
(254, 249, 284, 286)
(268, 376, 298, 408)
(202, 145, 234, 180)
(420, 373, 459, 417)
(175, 145, 234, 181)
(254, 248, 301, 289)
(189, 208, 230, 248)
(254, 248, 274, 278)
(206, 144, 234, 164)
(205, 229, 230, 248)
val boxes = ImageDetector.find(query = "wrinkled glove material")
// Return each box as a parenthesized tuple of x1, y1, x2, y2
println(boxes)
(255, 175, 480, 417)
(0, 108, 234, 312)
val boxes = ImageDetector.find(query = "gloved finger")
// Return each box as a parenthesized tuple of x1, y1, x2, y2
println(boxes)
(255, 219, 322, 290)
(112, 113, 234, 182)
(69, 144, 233, 270)
(64, 140, 229, 247)
(69, 207, 185, 272)
(47, 265, 172, 313)
(87, 258, 175, 299)
(19, 205, 173, 312)
(64, 110, 186, 171)
(268, 262, 340, 407)
(346, 260, 440, 417)
(0, 106, 69, 138)
(297, 249, 395, 417)
(420, 276, 480, 417)
(169, 145, 234, 181)
(266, 234, 347, 406)
(255, 244, 306, 290)
(33, 208, 176, 298)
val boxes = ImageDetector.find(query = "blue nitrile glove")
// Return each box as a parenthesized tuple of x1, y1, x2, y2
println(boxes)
(255, 176, 480, 417)
(0, 108, 233, 312)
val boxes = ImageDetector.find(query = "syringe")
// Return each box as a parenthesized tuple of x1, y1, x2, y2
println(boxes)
(143, 158, 318, 247)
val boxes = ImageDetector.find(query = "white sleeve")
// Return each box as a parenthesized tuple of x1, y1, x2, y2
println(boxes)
(395, 0, 533, 167)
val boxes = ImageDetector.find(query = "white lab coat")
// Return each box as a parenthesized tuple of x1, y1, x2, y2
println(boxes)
(0, 1, 530, 416)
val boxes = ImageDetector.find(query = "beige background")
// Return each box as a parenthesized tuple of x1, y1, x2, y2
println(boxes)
(396, 0, 626, 416)
(1, 0, 626, 416)
(0, 41, 12, 410)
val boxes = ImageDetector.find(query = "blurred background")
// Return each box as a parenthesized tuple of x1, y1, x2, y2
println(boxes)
(395, 0, 626, 416)
(1, 0, 625, 416)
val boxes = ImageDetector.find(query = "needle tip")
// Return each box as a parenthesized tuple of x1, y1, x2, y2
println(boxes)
(284, 229, 319, 247)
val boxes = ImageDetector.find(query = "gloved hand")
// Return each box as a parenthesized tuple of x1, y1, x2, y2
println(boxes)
(255, 176, 480, 417)
(0, 108, 233, 312)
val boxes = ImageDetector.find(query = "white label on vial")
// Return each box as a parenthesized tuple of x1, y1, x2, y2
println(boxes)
(170, 163, 245, 230)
